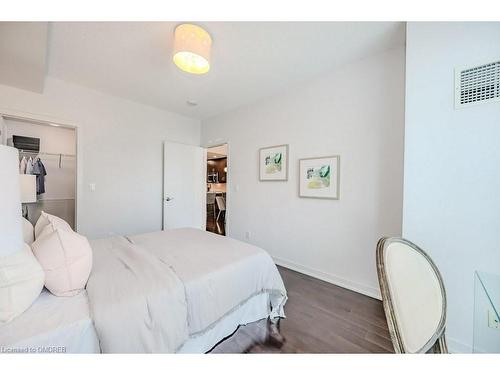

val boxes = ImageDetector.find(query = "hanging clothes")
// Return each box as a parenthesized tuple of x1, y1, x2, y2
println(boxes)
(19, 156, 27, 174)
(32, 158, 47, 195)
(25, 157, 34, 175)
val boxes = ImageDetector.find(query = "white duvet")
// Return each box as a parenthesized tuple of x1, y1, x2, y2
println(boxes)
(87, 228, 287, 353)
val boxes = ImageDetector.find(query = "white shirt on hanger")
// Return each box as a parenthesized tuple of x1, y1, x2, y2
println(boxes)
(19, 156, 27, 174)
(26, 157, 34, 174)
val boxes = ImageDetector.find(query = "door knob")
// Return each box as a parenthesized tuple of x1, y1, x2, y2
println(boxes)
(165, 197, 174, 202)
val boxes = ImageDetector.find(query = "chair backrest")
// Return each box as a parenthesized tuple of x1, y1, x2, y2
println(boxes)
(216, 196, 225, 211)
(376, 237, 447, 353)
(207, 192, 216, 204)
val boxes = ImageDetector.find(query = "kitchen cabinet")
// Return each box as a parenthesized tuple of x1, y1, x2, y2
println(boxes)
(207, 157, 227, 183)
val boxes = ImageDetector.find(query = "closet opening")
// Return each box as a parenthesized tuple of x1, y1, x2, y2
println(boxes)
(206, 144, 227, 236)
(1, 115, 77, 230)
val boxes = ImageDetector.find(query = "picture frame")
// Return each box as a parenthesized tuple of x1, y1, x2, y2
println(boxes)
(259, 144, 289, 181)
(299, 155, 340, 199)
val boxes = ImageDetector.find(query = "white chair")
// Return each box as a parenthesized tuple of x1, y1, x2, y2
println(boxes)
(216, 196, 226, 222)
(376, 237, 448, 353)
(207, 192, 216, 219)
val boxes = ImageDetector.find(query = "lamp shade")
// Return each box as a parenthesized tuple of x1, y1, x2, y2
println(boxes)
(173, 24, 212, 74)
(0, 145, 23, 256)
(19, 174, 36, 203)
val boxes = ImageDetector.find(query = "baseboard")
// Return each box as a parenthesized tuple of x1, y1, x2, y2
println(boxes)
(272, 256, 382, 300)
(447, 337, 472, 353)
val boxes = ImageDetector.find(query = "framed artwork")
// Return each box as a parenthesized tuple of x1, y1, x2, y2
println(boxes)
(299, 155, 340, 199)
(259, 144, 289, 181)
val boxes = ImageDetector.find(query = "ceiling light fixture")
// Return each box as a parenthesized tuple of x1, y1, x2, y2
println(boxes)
(173, 24, 212, 75)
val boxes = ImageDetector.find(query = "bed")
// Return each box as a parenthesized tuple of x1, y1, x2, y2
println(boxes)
(1, 228, 287, 353)
(0, 290, 99, 353)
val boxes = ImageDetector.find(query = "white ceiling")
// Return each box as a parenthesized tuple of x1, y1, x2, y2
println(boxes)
(207, 144, 227, 159)
(45, 22, 404, 119)
(0, 22, 48, 93)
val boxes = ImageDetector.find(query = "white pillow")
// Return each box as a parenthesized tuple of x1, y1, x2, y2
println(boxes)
(36, 222, 72, 240)
(34, 211, 71, 239)
(22, 217, 35, 245)
(31, 228, 92, 297)
(0, 244, 45, 323)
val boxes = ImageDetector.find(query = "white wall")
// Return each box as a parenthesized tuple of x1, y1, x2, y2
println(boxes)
(202, 48, 406, 298)
(403, 22, 500, 353)
(0, 77, 200, 239)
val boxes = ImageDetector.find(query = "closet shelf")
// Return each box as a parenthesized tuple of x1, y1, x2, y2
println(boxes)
(18, 149, 76, 158)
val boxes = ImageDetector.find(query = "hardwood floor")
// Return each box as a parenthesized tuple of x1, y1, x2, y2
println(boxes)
(206, 205, 225, 236)
(213, 266, 394, 353)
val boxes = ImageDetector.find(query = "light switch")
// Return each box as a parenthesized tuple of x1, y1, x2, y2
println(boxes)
(89, 183, 96, 192)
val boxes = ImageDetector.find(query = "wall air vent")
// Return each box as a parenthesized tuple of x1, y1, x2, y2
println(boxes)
(12, 135, 40, 152)
(455, 60, 500, 108)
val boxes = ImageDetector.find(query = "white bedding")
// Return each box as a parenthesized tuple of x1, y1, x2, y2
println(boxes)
(0, 290, 271, 354)
(129, 229, 287, 336)
(178, 292, 270, 353)
(0, 289, 99, 353)
(87, 235, 189, 353)
(1, 228, 287, 354)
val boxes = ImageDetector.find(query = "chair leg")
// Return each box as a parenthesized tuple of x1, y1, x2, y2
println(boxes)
(430, 334, 448, 353)
(436, 334, 448, 353)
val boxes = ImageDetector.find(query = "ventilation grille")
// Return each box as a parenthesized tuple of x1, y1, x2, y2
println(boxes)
(456, 61, 500, 108)
(12, 135, 40, 152)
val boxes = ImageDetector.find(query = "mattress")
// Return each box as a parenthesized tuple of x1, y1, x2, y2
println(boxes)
(0, 289, 99, 354)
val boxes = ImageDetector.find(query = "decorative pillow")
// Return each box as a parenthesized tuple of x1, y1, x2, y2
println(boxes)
(0, 244, 45, 323)
(31, 229, 92, 297)
(36, 222, 56, 240)
(34, 211, 71, 239)
(22, 217, 35, 245)
(36, 222, 72, 241)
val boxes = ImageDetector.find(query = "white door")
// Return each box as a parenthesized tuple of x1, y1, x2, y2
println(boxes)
(163, 141, 206, 230)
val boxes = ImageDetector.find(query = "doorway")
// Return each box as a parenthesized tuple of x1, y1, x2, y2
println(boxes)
(1, 115, 77, 229)
(206, 144, 227, 236)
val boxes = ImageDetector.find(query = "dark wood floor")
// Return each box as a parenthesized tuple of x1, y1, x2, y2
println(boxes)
(214, 266, 394, 353)
(206, 206, 225, 236)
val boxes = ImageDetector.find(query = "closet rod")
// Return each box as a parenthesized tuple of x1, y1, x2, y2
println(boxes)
(18, 149, 76, 158)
